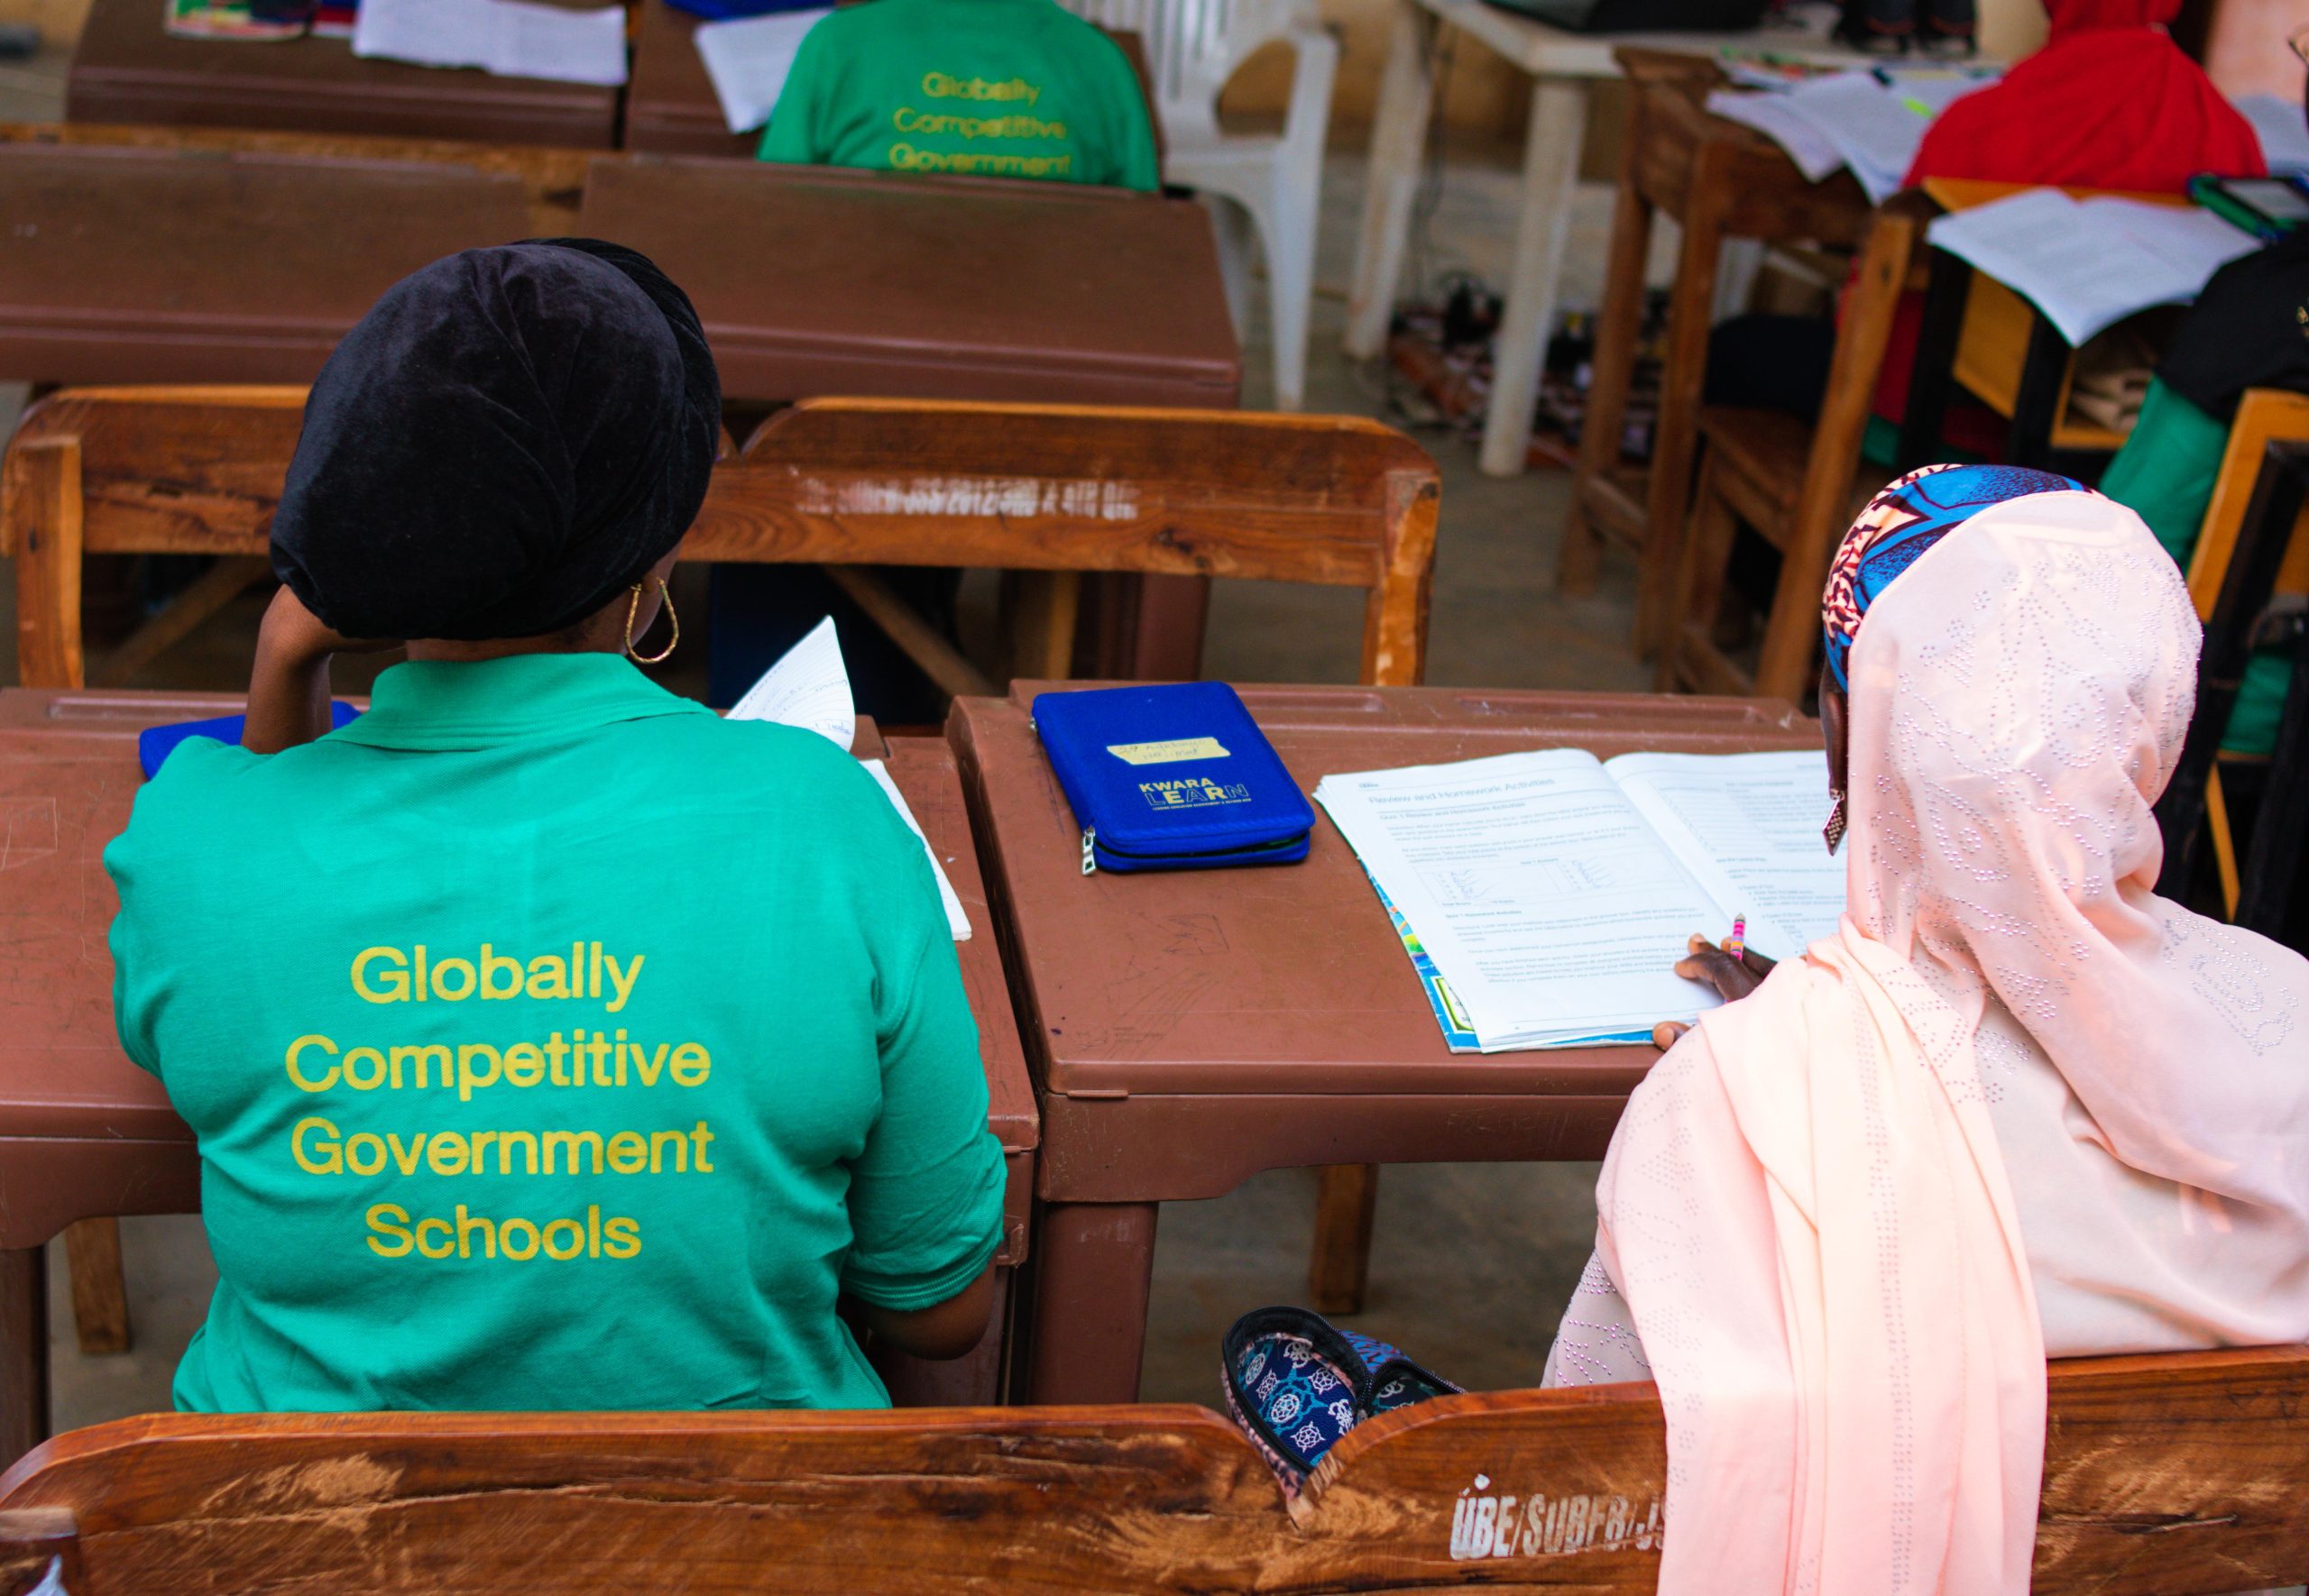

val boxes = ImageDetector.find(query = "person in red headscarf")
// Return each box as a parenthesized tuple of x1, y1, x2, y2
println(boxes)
(1906, 0, 2263, 195)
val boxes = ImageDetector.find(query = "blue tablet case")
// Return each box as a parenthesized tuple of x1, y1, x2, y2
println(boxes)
(1031, 683, 1314, 874)
(137, 702, 362, 779)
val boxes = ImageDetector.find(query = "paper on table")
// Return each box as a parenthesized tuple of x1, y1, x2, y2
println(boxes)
(2237, 93, 2309, 175)
(1926, 188, 2258, 345)
(695, 9, 831, 134)
(861, 759, 971, 940)
(726, 618, 967, 940)
(726, 615, 853, 749)
(1315, 750, 1726, 1050)
(1786, 71, 1987, 201)
(354, 0, 628, 87)
(1706, 89, 1843, 183)
(1604, 749, 1843, 965)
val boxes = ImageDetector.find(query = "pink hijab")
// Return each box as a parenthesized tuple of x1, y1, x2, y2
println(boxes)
(1593, 491, 2309, 1594)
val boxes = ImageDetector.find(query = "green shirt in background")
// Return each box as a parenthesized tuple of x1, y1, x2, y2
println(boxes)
(105, 653, 1005, 1414)
(2098, 377, 2290, 757)
(759, 0, 1160, 193)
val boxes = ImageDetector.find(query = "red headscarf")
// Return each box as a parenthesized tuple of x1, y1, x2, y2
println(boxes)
(1904, 0, 2264, 193)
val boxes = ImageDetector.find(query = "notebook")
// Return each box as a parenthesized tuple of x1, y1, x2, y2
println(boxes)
(727, 618, 971, 940)
(1315, 748, 1844, 1052)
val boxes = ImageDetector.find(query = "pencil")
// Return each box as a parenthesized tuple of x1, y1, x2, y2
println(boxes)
(1726, 914, 1746, 963)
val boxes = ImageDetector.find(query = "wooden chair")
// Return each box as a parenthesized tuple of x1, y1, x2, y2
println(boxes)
(1657, 201, 1922, 702)
(3, 1346, 2304, 1593)
(2156, 392, 2309, 934)
(1559, 56, 1876, 658)
(0, 388, 1439, 1355)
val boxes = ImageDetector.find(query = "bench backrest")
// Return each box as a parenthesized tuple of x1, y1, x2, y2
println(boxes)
(0, 1348, 2302, 1594)
(0, 389, 1439, 691)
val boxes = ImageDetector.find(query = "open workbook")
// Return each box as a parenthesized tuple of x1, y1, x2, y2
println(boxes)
(727, 618, 971, 941)
(1315, 748, 1843, 1052)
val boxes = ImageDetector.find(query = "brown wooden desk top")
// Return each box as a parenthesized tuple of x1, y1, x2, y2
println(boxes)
(66, 0, 620, 149)
(0, 143, 531, 387)
(625, 0, 759, 161)
(576, 157, 1240, 408)
(0, 693, 1034, 1261)
(952, 682, 1817, 1103)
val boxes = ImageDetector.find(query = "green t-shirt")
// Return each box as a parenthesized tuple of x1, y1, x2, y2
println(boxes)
(2098, 377, 2292, 757)
(759, 0, 1160, 193)
(104, 653, 1005, 1414)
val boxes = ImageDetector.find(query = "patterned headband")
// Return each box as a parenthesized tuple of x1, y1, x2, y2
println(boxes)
(1821, 463, 2093, 690)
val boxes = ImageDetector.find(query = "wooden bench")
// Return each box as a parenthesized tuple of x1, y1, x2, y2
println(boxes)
(0, 1347, 2302, 1593)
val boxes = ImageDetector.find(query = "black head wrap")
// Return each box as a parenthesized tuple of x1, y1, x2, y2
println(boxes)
(271, 238, 720, 641)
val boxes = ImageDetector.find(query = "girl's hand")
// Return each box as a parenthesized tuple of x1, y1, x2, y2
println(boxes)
(244, 586, 400, 754)
(1651, 933, 1779, 1051)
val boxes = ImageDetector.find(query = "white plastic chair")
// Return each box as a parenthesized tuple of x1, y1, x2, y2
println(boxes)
(1066, 0, 1338, 410)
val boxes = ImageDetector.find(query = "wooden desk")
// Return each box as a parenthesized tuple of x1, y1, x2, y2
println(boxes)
(1898, 179, 2188, 474)
(1560, 57, 1875, 654)
(0, 692, 1035, 1464)
(578, 156, 1239, 411)
(1342, 0, 1881, 476)
(580, 157, 1238, 680)
(0, 143, 532, 388)
(66, 0, 620, 148)
(950, 682, 1816, 1405)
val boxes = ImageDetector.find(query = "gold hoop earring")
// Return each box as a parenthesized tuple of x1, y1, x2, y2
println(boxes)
(624, 578, 678, 665)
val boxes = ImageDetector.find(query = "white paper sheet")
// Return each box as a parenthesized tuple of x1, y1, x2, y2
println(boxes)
(1316, 750, 1728, 1050)
(2237, 93, 2309, 175)
(1926, 188, 2258, 345)
(725, 618, 968, 940)
(1604, 750, 1844, 965)
(726, 615, 853, 749)
(1785, 71, 1988, 201)
(1706, 89, 1844, 183)
(695, 8, 831, 133)
(354, 0, 628, 87)
(862, 759, 972, 940)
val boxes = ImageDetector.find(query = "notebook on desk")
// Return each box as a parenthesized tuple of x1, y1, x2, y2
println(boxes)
(1317, 747, 1843, 1051)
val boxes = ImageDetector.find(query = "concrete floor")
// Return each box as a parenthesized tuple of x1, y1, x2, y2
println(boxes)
(4, 47, 1659, 1421)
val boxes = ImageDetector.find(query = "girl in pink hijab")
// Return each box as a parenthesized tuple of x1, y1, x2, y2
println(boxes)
(1544, 466, 2309, 1595)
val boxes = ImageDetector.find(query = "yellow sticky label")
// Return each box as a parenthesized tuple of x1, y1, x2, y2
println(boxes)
(1106, 737, 1229, 766)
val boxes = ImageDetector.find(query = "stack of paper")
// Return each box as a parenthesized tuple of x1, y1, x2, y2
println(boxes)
(353, 0, 628, 87)
(2237, 93, 2309, 176)
(727, 618, 971, 940)
(695, 9, 832, 134)
(1707, 69, 1995, 200)
(1925, 188, 2259, 346)
(1315, 748, 1844, 1052)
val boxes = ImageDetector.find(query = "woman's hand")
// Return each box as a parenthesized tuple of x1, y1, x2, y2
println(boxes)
(244, 586, 400, 754)
(1651, 933, 1779, 1051)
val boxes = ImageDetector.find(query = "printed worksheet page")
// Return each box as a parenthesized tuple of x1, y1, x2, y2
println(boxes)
(1315, 750, 1726, 1047)
(1605, 749, 1844, 964)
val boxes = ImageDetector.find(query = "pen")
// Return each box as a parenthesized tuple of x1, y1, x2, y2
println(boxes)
(1726, 913, 1747, 963)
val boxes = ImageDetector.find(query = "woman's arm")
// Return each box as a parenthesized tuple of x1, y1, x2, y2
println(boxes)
(244, 586, 397, 755)
(856, 1264, 997, 1361)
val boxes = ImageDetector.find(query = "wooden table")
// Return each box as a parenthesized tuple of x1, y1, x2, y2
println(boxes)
(580, 156, 1239, 680)
(0, 692, 1035, 1465)
(0, 142, 534, 388)
(1561, 56, 1875, 655)
(65, 0, 621, 147)
(950, 681, 1816, 1405)
(1342, 0, 1877, 476)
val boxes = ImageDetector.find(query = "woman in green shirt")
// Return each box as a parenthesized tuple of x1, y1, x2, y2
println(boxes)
(759, 0, 1160, 193)
(105, 240, 1007, 1414)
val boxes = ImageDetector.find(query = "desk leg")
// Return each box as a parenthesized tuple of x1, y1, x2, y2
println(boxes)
(0, 1248, 48, 1471)
(1343, 0, 1436, 362)
(1022, 1202, 1157, 1406)
(2006, 312, 2068, 473)
(1478, 78, 1587, 479)
(1898, 247, 1969, 472)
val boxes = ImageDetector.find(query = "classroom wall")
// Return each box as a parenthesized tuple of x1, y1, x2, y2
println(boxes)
(0, 0, 90, 40)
